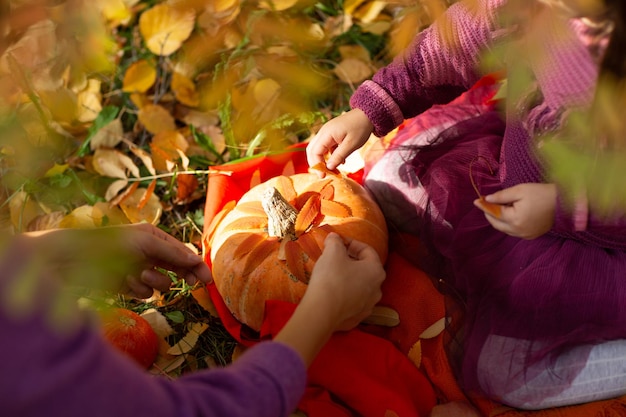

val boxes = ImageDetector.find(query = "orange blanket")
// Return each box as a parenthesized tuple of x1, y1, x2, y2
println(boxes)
(201, 143, 626, 417)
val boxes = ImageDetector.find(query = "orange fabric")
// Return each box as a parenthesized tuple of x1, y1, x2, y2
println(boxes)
(202, 138, 626, 417)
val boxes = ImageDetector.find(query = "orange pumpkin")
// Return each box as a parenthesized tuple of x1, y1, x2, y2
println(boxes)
(100, 308, 159, 369)
(207, 169, 389, 331)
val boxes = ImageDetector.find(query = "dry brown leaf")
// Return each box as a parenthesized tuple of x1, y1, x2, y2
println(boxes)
(338, 44, 371, 63)
(0, 20, 57, 80)
(140, 308, 175, 339)
(109, 181, 139, 207)
(91, 118, 124, 150)
(178, 108, 220, 128)
(139, 3, 195, 56)
(118, 186, 163, 225)
(138, 104, 177, 134)
(105, 178, 130, 202)
(92, 148, 140, 179)
(127, 142, 156, 176)
(150, 351, 186, 375)
(333, 58, 373, 84)
(123, 59, 157, 93)
(324, 14, 353, 38)
(175, 173, 200, 204)
(419, 317, 448, 339)
(167, 322, 209, 355)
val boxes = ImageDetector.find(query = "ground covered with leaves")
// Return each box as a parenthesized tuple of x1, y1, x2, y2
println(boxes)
(0, 0, 453, 375)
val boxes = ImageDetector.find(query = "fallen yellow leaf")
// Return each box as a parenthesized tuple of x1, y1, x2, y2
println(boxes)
(171, 71, 200, 107)
(118, 186, 163, 225)
(253, 78, 281, 107)
(123, 59, 157, 93)
(58, 205, 97, 229)
(259, 0, 299, 11)
(150, 130, 189, 172)
(333, 57, 373, 84)
(138, 104, 177, 134)
(139, 3, 195, 56)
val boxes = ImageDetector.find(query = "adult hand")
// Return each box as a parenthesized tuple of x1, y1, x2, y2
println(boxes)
(474, 183, 557, 239)
(21, 223, 212, 298)
(306, 109, 374, 174)
(303, 232, 386, 331)
(115, 223, 213, 297)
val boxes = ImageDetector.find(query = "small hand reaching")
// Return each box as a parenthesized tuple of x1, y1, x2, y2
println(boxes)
(306, 109, 374, 174)
(304, 232, 386, 331)
(474, 183, 557, 239)
(274, 232, 386, 365)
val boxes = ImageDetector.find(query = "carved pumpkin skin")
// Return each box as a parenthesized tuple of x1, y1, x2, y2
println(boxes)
(209, 172, 388, 331)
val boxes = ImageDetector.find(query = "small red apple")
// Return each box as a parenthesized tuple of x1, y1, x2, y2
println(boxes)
(100, 308, 159, 369)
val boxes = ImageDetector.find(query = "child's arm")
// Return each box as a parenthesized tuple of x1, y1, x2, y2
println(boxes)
(351, 0, 506, 138)
(274, 233, 385, 365)
(307, 0, 507, 170)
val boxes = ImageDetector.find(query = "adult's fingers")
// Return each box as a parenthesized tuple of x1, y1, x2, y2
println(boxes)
(140, 268, 174, 293)
(134, 229, 205, 270)
(125, 274, 154, 299)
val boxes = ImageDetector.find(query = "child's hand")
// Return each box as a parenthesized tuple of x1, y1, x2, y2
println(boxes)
(475, 183, 557, 239)
(306, 109, 374, 174)
(303, 233, 385, 331)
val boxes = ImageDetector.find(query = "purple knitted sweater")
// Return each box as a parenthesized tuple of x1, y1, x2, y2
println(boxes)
(351, 0, 626, 249)
(0, 244, 306, 417)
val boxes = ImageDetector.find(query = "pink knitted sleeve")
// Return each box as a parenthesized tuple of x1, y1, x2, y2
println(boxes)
(350, 0, 506, 137)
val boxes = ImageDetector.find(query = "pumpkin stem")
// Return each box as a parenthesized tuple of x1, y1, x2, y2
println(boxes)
(261, 187, 298, 240)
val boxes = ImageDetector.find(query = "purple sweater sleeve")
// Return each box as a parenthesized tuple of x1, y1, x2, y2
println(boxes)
(350, 0, 506, 137)
(0, 263, 306, 417)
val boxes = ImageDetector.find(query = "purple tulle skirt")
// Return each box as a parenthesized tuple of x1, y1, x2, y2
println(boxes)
(363, 82, 626, 405)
